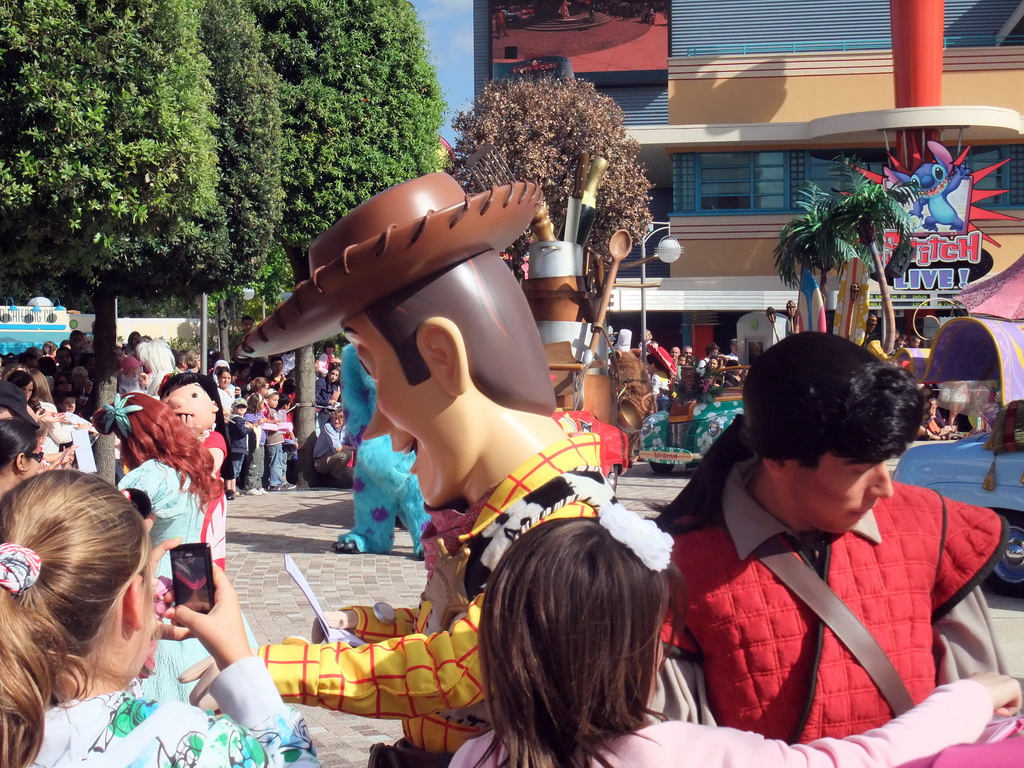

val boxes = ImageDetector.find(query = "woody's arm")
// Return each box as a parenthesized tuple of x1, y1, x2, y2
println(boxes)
(261, 595, 484, 718)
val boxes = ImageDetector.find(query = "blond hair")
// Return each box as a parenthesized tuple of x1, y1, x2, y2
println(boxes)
(0, 471, 149, 768)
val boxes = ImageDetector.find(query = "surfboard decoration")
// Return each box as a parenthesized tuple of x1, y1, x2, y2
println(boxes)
(833, 259, 873, 345)
(794, 268, 826, 333)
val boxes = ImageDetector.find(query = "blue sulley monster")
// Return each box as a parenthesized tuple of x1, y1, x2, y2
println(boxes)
(885, 140, 971, 232)
(333, 344, 429, 557)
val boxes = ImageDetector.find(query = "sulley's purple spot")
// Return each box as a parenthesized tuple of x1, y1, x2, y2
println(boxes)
(352, 477, 365, 493)
(371, 507, 389, 522)
(420, 521, 429, 532)
(356, 425, 367, 442)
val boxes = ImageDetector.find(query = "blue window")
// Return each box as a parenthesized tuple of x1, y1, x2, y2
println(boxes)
(697, 152, 787, 211)
(966, 146, 1012, 209)
(673, 146, 1024, 216)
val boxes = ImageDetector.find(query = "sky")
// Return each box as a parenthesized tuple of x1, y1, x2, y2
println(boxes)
(410, 0, 476, 142)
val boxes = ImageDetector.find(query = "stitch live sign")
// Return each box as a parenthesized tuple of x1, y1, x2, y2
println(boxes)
(883, 230, 992, 292)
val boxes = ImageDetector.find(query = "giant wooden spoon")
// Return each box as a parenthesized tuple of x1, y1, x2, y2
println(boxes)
(587, 229, 632, 358)
(575, 230, 632, 410)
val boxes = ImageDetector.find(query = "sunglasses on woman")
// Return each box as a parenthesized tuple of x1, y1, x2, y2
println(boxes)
(23, 451, 44, 463)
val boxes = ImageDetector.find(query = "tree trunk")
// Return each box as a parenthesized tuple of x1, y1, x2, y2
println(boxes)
(285, 243, 317, 487)
(869, 241, 897, 354)
(216, 297, 230, 360)
(92, 290, 119, 483)
(293, 345, 317, 487)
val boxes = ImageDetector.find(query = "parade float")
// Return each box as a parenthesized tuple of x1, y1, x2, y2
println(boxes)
(463, 144, 639, 484)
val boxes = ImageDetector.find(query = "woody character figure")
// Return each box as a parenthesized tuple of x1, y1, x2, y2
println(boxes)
(226, 173, 618, 765)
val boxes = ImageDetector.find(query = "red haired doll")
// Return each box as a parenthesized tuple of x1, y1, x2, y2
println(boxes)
(158, 372, 234, 569)
(94, 393, 222, 703)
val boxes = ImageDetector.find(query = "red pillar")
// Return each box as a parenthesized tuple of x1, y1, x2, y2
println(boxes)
(890, 0, 945, 166)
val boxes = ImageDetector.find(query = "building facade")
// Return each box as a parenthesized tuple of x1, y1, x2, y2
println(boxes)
(475, 0, 1024, 350)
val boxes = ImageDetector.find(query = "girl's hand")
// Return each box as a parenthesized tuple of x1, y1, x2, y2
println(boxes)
(970, 672, 1023, 717)
(166, 566, 252, 670)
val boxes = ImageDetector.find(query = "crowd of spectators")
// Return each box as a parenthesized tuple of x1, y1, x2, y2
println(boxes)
(0, 316, 347, 487)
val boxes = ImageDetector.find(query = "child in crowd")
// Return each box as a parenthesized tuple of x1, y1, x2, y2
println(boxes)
(0, 470, 319, 768)
(226, 398, 250, 500)
(452, 513, 1021, 768)
(262, 391, 294, 491)
(242, 393, 268, 496)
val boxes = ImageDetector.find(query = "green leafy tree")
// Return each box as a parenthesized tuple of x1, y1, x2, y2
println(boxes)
(452, 77, 652, 276)
(0, 0, 222, 478)
(196, 0, 283, 290)
(774, 159, 916, 353)
(250, 0, 445, 484)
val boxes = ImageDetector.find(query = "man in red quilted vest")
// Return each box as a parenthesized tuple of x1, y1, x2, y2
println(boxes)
(656, 332, 1007, 744)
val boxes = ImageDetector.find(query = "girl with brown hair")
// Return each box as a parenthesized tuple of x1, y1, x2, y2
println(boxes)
(0, 470, 319, 768)
(453, 510, 1020, 768)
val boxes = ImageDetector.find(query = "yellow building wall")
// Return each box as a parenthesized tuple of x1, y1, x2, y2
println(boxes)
(668, 47, 1024, 127)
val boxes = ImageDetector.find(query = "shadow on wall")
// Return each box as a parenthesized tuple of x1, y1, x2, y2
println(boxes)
(670, 60, 788, 127)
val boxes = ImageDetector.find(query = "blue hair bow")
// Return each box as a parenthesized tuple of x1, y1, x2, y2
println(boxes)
(102, 393, 143, 435)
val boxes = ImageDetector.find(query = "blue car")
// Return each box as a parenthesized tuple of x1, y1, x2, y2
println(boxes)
(894, 435, 1024, 598)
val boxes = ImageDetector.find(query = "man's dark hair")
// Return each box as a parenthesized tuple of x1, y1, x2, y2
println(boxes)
(659, 333, 922, 532)
(241, 314, 254, 323)
(705, 342, 719, 356)
(743, 332, 921, 465)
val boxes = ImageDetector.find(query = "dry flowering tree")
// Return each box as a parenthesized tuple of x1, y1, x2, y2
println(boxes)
(452, 77, 652, 278)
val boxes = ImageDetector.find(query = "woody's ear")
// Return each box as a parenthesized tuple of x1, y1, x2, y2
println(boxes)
(415, 318, 471, 398)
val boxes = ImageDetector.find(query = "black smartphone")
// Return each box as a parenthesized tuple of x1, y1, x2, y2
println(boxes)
(169, 542, 215, 614)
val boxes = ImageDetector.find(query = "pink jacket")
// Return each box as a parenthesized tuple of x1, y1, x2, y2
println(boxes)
(451, 680, 994, 768)
(897, 739, 1023, 768)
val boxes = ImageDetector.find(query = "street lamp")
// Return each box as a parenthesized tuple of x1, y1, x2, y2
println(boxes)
(633, 222, 682, 354)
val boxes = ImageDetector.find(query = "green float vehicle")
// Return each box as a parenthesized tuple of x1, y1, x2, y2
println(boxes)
(638, 363, 746, 475)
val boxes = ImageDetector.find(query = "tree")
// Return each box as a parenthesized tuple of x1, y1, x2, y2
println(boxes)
(0, 0, 222, 478)
(774, 159, 916, 353)
(195, 0, 283, 292)
(250, 0, 445, 485)
(452, 77, 652, 276)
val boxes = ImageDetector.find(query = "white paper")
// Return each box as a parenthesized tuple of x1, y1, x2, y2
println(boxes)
(282, 554, 365, 646)
(72, 429, 96, 473)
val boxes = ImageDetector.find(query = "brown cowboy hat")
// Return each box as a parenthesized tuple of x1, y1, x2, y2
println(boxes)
(238, 173, 543, 358)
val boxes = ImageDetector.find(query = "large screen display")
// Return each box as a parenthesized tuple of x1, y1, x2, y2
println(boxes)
(490, 0, 668, 77)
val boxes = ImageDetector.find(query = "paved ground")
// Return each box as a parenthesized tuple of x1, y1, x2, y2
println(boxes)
(224, 461, 1024, 768)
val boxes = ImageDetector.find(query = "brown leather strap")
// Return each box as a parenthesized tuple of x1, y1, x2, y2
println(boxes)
(756, 536, 914, 717)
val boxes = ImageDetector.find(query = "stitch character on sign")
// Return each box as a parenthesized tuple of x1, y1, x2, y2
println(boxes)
(885, 141, 971, 232)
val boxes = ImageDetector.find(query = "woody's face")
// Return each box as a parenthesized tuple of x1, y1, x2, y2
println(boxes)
(344, 314, 475, 507)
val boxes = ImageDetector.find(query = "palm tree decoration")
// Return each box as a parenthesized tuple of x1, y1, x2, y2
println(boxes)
(774, 157, 917, 353)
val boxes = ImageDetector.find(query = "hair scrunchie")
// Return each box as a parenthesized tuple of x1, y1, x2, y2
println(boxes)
(0, 543, 42, 597)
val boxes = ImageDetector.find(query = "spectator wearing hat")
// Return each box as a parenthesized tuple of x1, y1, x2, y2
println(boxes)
(0, 379, 36, 425)
(117, 355, 146, 395)
(226, 398, 250, 500)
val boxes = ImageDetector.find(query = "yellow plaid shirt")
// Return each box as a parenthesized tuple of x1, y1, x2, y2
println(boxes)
(261, 434, 603, 754)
